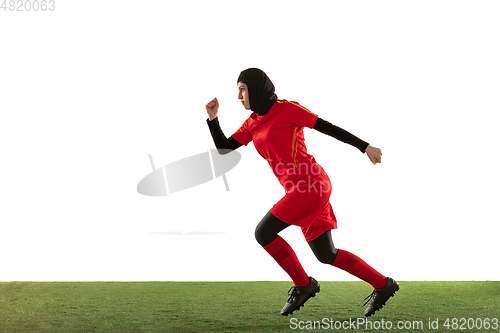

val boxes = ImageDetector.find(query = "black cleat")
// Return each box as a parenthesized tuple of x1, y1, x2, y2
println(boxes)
(364, 277, 399, 317)
(280, 277, 320, 316)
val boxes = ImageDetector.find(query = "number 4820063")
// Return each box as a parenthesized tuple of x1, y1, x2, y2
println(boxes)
(1, 0, 55, 11)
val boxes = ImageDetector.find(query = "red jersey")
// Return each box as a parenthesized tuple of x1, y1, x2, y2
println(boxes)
(232, 99, 322, 191)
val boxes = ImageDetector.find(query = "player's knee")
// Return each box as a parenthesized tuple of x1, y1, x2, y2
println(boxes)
(255, 212, 290, 247)
(254, 226, 263, 246)
(255, 224, 281, 247)
(255, 225, 273, 247)
(315, 248, 338, 265)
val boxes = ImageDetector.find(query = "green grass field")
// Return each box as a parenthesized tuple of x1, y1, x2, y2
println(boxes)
(1, 281, 499, 332)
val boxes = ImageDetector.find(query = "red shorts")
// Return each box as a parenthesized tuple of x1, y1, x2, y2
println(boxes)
(269, 171, 337, 242)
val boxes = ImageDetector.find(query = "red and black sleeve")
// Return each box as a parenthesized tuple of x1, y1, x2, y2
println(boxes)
(207, 117, 243, 154)
(313, 118, 369, 153)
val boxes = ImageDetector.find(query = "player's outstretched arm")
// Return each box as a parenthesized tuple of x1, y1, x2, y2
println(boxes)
(313, 117, 381, 165)
(205, 98, 243, 154)
(313, 118, 369, 152)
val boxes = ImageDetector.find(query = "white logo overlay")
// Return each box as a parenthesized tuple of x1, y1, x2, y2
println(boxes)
(137, 149, 241, 236)
(137, 149, 241, 196)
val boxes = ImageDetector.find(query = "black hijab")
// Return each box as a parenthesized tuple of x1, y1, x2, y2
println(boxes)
(237, 68, 278, 116)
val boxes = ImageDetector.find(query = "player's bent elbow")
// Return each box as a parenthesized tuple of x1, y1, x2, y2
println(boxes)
(216, 148, 234, 155)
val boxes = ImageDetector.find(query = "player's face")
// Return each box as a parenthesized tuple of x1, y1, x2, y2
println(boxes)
(237, 82, 251, 110)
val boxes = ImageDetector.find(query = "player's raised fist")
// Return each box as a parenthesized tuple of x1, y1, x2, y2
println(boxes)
(206, 98, 219, 121)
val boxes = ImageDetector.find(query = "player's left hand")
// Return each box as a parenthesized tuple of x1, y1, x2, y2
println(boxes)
(365, 145, 382, 165)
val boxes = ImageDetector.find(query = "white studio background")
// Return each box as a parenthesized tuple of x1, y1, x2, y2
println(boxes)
(1, 0, 499, 282)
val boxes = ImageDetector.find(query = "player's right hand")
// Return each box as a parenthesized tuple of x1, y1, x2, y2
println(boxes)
(206, 98, 219, 121)
(365, 145, 382, 165)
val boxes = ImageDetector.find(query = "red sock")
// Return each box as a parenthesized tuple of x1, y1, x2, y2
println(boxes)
(263, 236, 310, 287)
(333, 249, 387, 289)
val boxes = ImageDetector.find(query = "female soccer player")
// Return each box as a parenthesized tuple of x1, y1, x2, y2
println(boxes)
(205, 68, 398, 317)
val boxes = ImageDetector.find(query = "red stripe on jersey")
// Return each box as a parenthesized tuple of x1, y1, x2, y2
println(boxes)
(291, 127, 298, 167)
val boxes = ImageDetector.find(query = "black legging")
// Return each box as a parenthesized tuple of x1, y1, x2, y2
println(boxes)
(255, 211, 338, 265)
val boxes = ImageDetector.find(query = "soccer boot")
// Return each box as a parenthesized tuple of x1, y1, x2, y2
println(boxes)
(363, 277, 399, 317)
(280, 277, 320, 316)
